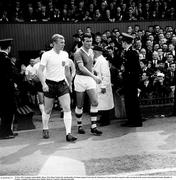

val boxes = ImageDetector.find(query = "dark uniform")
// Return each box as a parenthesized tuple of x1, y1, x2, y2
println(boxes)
(0, 39, 17, 139)
(121, 33, 143, 127)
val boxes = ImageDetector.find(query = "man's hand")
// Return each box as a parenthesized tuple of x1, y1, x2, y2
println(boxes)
(42, 83, 49, 92)
(101, 88, 106, 94)
(94, 76, 101, 84)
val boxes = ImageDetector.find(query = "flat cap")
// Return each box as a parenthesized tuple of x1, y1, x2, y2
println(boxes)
(93, 45, 104, 52)
(0, 38, 13, 47)
(121, 32, 134, 43)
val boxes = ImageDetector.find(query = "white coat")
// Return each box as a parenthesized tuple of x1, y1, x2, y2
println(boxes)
(93, 55, 114, 111)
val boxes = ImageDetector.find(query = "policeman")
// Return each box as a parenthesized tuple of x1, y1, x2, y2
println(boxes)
(120, 33, 143, 127)
(0, 38, 17, 139)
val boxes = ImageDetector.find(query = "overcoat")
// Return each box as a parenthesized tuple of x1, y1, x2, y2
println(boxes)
(93, 55, 114, 111)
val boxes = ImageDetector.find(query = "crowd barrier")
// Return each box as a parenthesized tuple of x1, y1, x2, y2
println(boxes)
(140, 97, 174, 117)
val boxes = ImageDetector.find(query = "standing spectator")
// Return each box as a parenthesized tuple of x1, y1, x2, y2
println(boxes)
(85, 26, 95, 41)
(74, 33, 102, 135)
(93, 45, 114, 126)
(38, 34, 77, 142)
(0, 39, 17, 139)
(94, 33, 102, 47)
(120, 33, 143, 127)
(93, 9, 103, 21)
(24, 4, 37, 22)
(25, 58, 38, 106)
(88, 3, 95, 19)
(82, 11, 92, 22)
(75, 1, 85, 22)
(115, 6, 123, 21)
(104, 9, 115, 22)
(139, 72, 153, 99)
(137, 2, 144, 20)
(143, 3, 151, 20)
(52, 8, 62, 22)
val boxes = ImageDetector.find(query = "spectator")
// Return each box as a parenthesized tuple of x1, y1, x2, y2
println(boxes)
(24, 4, 37, 22)
(139, 72, 153, 99)
(93, 45, 114, 126)
(93, 9, 103, 21)
(0, 10, 9, 22)
(153, 72, 171, 98)
(115, 6, 123, 21)
(104, 9, 115, 22)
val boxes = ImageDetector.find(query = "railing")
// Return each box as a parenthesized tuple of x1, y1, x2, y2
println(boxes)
(139, 96, 174, 117)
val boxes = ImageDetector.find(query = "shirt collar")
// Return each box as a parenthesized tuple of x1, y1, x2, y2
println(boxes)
(0, 50, 8, 55)
(81, 47, 92, 56)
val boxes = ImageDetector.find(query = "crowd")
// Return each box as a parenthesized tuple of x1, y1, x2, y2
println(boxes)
(0, 0, 175, 22)
(72, 25, 176, 101)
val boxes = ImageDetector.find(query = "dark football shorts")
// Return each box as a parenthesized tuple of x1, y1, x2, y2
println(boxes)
(35, 81, 43, 92)
(44, 79, 69, 99)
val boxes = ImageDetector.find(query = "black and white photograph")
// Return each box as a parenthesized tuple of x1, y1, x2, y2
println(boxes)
(0, 0, 176, 179)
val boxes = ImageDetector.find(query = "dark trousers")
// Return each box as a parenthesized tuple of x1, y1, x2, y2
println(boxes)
(173, 89, 176, 115)
(0, 111, 14, 137)
(124, 87, 142, 125)
(99, 110, 111, 125)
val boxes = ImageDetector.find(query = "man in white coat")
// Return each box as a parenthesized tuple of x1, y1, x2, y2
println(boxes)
(93, 45, 114, 126)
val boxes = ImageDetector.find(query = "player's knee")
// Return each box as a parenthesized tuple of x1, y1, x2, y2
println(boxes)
(62, 105, 71, 112)
(45, 108, 52, 114)
(91, 100, 98, 107)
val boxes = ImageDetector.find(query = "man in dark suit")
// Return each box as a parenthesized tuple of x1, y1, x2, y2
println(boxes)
(120, 33, 143, 127)
(0, 38, 17, 139)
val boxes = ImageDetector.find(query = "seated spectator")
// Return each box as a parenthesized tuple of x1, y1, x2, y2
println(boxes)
(165, 62, 176, 87)
(171, 36, 176, 47)
(151, 51, 160, 71)
(157, 48, 165, 61)
(153, 44, 160, 52)
(168, 43, 176, 58)
(140, 59, 153, 76)
(139, 72, 153, 99)
(140, 48, 147, 60)
(165, 53, 175, 69)
(152, 72, 171, 98)
(162, 43, 169, 58)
